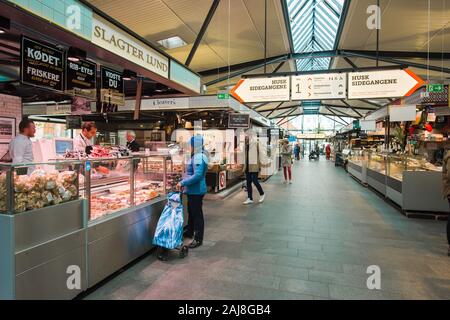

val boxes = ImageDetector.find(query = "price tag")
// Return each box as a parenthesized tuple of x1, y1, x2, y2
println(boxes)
(86, 161, 91, 172)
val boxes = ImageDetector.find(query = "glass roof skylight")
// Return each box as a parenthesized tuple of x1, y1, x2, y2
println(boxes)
(286, 0, 346, 71)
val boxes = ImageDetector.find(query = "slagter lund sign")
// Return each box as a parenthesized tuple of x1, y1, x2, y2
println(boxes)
(92, 14, 169, 78)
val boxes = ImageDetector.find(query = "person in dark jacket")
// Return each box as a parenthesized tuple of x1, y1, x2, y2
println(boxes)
(126, 131, 140, 152)
(442, 150, 450, 256)
(177, 135, 208, 249)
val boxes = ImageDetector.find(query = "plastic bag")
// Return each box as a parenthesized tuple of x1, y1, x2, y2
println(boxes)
(152, 192, 184, 250)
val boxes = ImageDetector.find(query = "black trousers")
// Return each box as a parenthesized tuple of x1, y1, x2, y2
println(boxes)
(185, 194, 205, 242)
(246, 172, 264, 201)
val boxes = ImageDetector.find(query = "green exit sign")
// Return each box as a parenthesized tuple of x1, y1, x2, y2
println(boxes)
(427, 84, 444, 93)
(217, 93, 229, 100)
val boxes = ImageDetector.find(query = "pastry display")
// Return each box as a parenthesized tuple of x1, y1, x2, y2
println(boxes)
(0, 170, 80, 213)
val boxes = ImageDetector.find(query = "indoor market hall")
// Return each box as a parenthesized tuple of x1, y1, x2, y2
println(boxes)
(2, 0, 450, 305)
(83, 159, 450, 300)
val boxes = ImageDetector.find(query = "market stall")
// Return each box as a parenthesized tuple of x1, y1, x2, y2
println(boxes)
(0, 153, 179, 299)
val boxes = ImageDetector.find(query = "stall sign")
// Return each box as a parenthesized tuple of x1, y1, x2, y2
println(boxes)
(218, 171, 227, 191)
(360, 120, 376, 131)
(348, 69, 424, 99)
(100, 66, 125, 106)
(92, 15, 169, 78)
(228, 113, 250, 129)
(389, 105, 416, 122)
(66, 115, 82, 129)
(66, 59, 97, 100)
(291, 73, 346, 100)
(230, 77, 290, 103)
(21, 36, 64, 92)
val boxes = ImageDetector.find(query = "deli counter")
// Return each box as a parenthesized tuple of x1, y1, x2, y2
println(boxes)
(0, 154, 180, 299)
(346, 151, 447, 213)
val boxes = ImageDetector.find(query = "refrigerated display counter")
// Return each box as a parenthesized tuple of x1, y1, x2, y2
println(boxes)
(366, 152, 388, 196)
(0, 154, 180, 299)
(347, 149, 367, 184)
(386, 154, 448, 212)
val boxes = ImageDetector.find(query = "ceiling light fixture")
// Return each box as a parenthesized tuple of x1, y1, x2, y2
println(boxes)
(157, 36, 187, 50)
(0, 16, 10, 34)
(123, 69, 137, 81)
(67, 47, 86, 62)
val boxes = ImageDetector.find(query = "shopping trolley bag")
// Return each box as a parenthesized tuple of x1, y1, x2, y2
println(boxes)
(153, 192, 184, 250)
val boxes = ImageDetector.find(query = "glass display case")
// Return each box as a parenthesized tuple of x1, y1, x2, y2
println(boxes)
(367, 151, 387, 174)
(86, 155, 182, 222)
(0, 160, 82, 214)
(384, 153, 446, 211)
(347, 149, 368, 184)
(366, 151, 388, 195)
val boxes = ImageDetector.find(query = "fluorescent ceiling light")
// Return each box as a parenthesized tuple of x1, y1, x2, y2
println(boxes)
(157, 36, 187, 50)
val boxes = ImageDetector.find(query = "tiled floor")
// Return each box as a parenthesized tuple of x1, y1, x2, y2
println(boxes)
(84, 159, 450, 300)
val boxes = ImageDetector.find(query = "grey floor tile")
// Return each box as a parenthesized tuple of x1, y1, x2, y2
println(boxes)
(84, 160, 450, 300)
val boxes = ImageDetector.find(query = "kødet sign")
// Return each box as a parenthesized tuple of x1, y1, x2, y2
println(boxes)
(21, 36, 65, 92)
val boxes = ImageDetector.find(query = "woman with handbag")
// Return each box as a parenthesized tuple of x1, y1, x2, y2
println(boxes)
(281, 139, 293, 184)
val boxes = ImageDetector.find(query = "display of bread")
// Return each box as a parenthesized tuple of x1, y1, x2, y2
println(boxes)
(0, 169, 79, 213)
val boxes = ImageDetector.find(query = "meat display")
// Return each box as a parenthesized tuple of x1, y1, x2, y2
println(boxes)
(90, 189, 159, 220)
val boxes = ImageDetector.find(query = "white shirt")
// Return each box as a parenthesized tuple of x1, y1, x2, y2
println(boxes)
(9, 134, 34, 164)
(73, 133, 93, 152)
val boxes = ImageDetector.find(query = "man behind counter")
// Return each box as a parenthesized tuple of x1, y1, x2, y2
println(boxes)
(74, 122, 97, 154)
(9, 119, 36, 164)
(126, 131, 140, 152)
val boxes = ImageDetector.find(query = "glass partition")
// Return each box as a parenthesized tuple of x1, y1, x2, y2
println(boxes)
(0, 160, 82, 214)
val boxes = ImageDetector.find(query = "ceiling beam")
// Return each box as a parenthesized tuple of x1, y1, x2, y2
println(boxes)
(342, 50, 450, 74)
(321, 104, 376, 111)
(270, 106, 299, 119)
(325, 107, 350, 125)
(279, 115, 301, 127)
(280, 0, 295, 54)
(327, 106, 358, 119)
(201, 49, 450, 77)
(273, 61, 286, 73)
(204, 55, 287, 87)
(252, 102, 271, 110)
(265, 102, 285, 117)
(341, 100, 363, 117)
(344, 49, 450, 60)
(321, 114, 347, 126)
(185, 0, 221, 67)
(329, 0, 351, 69)
(277, 108, 299, 124)
(199, 54, 287, 77)
(343, 57, 358, 69)
(359, 99, 383, 108)
(243, 64, 405, 78)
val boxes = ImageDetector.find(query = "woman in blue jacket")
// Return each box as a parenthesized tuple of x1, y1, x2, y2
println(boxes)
(177, 135, 208, 249)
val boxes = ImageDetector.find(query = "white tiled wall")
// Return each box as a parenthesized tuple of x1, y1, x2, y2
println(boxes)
(0, 94, 22, 159)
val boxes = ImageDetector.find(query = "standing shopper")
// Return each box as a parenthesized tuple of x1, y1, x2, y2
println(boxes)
(294, 143, 300, 161)
(326, 144, 332, 160)
(177, 136, 208, 249)
(442, 150, 450, 256)
(281, 139, 293, 184)
(243, 133, 266, 205)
